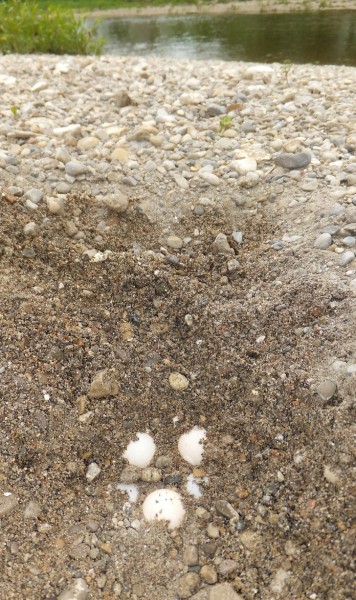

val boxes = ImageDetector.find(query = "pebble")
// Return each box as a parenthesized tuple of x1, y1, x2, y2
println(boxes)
(342, 236, 355, 247)
(86, 462, 101, 483)
(199, 171, 220, 186)
(88, 368, 118, 398)
(212, 233, 235, 255)
(169, 372, 189, 391)
(207, 523, 220, 539)
(316, 380, 337, 401)
(339, 250, 355, 266)
(274, 151, 311, 170)
(173, 173, 189, 189)
(200, 565, 218, 584)
(58, 578, 88, 600)
(183, 545, 199, 566)
(218, 559, 238, 576)
(178, 573, 201, 599)
(47, 197, 65, 215)
(25, 188, 43, 204)
(209, 583, 243, 600)
(23, 222, 38, 237)
(0, 492, 18, 517)
(166, 235, 183, 250)
(314, 233, 332, 249)
(65, 161, 88, 177)
(231, 157, 257, 175)
(104, 193, 129, 214)
(215, 500, 238, 519)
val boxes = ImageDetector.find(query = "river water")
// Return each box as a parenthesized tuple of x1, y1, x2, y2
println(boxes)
(95, 10, 356, 66)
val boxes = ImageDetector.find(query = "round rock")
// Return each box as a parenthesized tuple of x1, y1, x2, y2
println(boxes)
(169, 372, 189, 391)
(104, 194, 129, 214)
(314, 233, 332, 249)
(58, 578, 88, 600)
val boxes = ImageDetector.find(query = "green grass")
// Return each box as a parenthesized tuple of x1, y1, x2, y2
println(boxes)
(37, 0, 205, 11)
(0, 0, 105, 54)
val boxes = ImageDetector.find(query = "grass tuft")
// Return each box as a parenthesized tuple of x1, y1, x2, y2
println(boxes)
(0, 0, 105, 55)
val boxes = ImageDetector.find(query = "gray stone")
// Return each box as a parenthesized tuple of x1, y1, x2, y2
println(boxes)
(344, 222, 356, 234)
(314, 233, 332, 249)
(25, 188, 43, 204)
(274, 152, 311, 170)
(173, 173, 189, 189)
(58, 578, 89, 600)
(65, 161, 88, 177)
(316, 380, 337, 401)
(339, 250, 355, 266)
(199, 171, 220, 186)
(56, 182, 72, 194)
(342, 236, 355, 247)
(207, 104, 225, 116)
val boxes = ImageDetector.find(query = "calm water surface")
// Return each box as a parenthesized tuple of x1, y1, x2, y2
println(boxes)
(96, 11, 356, 65)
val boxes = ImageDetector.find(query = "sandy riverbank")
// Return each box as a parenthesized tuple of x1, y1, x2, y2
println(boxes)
(86, 0, 356, 20)
(0, 54, 355, 599)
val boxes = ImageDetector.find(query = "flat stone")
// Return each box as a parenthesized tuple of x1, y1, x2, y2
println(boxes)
(316, 380, 337, 401)
(111, 147, 128, 162)
(215, 500, 238, 519)
(274, 152, 311, 170)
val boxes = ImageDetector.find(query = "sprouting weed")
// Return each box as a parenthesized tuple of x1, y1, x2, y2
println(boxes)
(219, 115, 233, 134)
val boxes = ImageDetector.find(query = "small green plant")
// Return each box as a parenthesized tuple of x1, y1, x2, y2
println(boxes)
(10, 106, 19, 118)
(219, 115, 233, 134)
(0, 0, 105, 55)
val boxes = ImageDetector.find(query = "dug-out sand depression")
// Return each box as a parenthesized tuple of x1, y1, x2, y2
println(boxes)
(0, 55, 355, 599)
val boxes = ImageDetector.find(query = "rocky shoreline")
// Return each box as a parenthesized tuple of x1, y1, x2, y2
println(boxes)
(85, 0, 356, 20)
(0, 54, 355, 599)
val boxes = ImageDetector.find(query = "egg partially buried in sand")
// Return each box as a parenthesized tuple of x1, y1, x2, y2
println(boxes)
(178, 427, 206, 466)
(142, 489, 185, 529)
